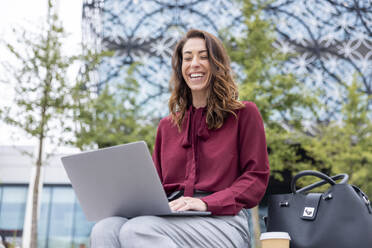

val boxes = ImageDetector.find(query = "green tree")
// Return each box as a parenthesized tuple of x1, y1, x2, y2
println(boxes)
(0, 1, 99, 247)
(226, 0, 318, 180)
(302, 77, 372, 196)
(223, 1, 319, 246)
(228, 1, 372, 195)
(72, 64, 156, 151)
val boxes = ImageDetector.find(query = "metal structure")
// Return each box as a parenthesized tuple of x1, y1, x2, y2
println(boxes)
(82, 0, 245, 116)
(82, 0, 371, 118)
(265, 0, 372, 119)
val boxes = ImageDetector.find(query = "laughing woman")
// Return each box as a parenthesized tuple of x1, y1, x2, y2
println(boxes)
(90, 29, 270, 248)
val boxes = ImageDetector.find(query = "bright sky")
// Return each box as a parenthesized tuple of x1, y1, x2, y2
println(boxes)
(0, 0, 82, 152)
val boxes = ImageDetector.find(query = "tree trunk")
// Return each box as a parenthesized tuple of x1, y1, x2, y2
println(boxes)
(30, 82, 47, 247)
(30, 134, 44, 248)
(30, 160, 42, 248)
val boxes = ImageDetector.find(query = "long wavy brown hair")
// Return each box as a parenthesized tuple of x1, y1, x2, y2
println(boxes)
(169, 29, 244, 130)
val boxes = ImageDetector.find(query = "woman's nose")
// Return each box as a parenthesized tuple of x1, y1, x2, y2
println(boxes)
(191, 56, 200, 67)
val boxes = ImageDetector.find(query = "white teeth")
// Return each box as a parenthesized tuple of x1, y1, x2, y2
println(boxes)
(190, 73, 204, 78)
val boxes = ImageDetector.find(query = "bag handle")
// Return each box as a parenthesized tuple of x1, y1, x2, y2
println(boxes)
(291, 170, 349, 194)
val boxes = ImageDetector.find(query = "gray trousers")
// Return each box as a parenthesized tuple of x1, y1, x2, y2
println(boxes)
(90, 209, 250, 248)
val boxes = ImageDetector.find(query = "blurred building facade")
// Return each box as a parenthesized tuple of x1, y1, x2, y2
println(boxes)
(82, 0, 371, 119)
(0, 146, 94, 248)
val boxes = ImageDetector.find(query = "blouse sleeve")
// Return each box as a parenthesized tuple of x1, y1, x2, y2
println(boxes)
(201, 102, 270, 215)
(152, 120, 163, 183)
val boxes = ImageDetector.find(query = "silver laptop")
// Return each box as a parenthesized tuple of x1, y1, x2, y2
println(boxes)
(61, 141, 211, 221)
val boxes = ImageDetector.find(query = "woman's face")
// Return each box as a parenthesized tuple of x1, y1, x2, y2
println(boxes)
(181, 38, 211, 96)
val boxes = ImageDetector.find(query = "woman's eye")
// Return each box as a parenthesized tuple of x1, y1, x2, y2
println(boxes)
(184, 57, 192, 61)
(201, 56, 208, 59)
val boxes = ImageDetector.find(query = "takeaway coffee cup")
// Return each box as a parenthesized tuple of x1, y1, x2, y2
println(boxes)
(260, 232, 291, 248)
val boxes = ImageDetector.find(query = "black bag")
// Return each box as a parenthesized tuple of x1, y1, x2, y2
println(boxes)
(266, 170, 372, 248)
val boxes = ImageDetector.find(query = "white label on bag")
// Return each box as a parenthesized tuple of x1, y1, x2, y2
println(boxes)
(303, 207, 315, 217)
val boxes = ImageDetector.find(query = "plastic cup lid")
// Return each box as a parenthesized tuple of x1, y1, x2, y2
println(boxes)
(260, 232, 291, 240)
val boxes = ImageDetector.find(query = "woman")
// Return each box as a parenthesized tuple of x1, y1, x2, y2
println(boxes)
(91, 29, 270, 248)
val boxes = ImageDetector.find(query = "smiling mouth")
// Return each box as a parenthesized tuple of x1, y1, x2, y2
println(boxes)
(189, 73, 206, 81)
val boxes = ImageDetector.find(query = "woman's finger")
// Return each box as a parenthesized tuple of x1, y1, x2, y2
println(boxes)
(176, 198, 192, 211)
(169, 197, 188, 211)
(177, 202, 192, 211)
(177, 197, 198, 211)
(169, 197, 182, 207)
(170, 202, 185, 211)
(169, 197, 207, 211)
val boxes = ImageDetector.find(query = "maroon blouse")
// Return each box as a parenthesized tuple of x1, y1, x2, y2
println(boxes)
(152, 101, 270, 215)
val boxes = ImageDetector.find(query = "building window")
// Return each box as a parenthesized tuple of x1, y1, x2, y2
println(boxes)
(38, 185, 95, 248)
(0, 185, 27, 245)
(0, 184, 94, 248)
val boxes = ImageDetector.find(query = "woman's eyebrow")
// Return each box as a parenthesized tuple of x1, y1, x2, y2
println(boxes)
(183, 49, 208, 55)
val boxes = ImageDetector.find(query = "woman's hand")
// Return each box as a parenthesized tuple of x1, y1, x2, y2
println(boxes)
(169, 196, 208, 212)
